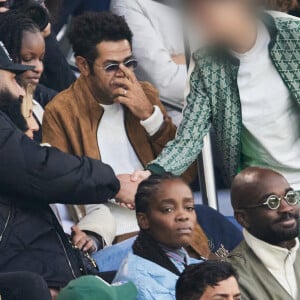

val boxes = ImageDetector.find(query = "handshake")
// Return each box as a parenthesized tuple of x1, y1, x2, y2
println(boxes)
(115, 170, 151, 209)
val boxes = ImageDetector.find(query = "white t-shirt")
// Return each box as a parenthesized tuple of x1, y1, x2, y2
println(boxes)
(97, 103, 163, 235)
(235, 24, 300, 190)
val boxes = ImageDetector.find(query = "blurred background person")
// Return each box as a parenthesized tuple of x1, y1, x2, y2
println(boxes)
(111, 0, 187, 125)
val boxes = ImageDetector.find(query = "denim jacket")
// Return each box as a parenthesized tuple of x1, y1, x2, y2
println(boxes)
(114, 251, 201, 300)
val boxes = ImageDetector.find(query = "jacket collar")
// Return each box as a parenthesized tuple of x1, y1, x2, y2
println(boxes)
(244, 229, 299, 269)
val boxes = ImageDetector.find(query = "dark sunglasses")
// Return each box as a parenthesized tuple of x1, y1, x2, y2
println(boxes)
(103, 59, 138, 73)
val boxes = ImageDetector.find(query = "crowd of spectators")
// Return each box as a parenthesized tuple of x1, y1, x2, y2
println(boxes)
(0, 0, 300, 299)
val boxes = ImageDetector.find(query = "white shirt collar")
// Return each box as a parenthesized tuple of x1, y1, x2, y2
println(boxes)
(243, 229, 299, 268)
(244, 229, 299, 269)
(244, 229, 299, 298)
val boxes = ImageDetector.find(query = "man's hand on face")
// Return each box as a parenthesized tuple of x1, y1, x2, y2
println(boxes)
(71, 225, 97, 253)
(112, 64, 154, 121)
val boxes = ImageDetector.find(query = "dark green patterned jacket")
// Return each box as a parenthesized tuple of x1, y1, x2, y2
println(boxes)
(148, 13, 300, 185)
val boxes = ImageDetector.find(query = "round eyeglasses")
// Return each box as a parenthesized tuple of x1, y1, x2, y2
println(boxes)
(240, 190, 299, 210)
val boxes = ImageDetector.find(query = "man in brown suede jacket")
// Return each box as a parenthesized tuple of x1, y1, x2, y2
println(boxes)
(42, 12, 202, 256)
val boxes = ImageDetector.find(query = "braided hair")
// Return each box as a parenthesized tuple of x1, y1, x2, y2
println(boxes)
(0, 10, 40, 63)
(133, 174, 188, 276)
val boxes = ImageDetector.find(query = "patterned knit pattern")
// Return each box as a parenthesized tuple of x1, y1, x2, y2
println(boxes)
(148, 14, 300, 185)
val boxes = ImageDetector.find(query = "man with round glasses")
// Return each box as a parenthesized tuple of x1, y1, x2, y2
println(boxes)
(42, 12, 192, 253)
(228, 166, 300, 300)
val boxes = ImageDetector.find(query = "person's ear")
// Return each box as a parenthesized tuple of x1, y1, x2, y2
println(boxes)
(75, 56, 91, 76)
(137, 213, 150, 230)
(234, 210, 250, 229)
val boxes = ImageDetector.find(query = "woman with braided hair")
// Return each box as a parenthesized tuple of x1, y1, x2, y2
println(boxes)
(114, 174, 206, 300)
(0, 9, 57, 141)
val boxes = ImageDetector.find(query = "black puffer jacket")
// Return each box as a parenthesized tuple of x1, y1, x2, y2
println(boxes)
(0, 112, 120, 288)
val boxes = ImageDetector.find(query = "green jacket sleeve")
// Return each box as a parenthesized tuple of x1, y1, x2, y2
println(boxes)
(147, 61, 212, 175)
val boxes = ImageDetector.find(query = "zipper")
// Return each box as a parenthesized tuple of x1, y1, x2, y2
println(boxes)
(0, 207, 11, 243)
(48, 205, 78, 279)
(55, 230, 77, 279)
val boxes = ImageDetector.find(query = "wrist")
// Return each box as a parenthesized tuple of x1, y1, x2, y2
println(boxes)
(140, 105, 155, 121)
(140, 105, 164, 136)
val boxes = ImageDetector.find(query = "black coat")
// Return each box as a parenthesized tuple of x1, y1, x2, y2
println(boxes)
(40, 33, 76, 92)
(0, 112, 120, 288)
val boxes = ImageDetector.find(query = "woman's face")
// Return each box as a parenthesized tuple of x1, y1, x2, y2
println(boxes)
(138, 179, 197, 249)
(18, 30, 45, 89)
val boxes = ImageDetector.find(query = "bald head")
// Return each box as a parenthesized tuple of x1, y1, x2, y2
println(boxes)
(231, 167, 289, 210)
(231, 167, 300, 248)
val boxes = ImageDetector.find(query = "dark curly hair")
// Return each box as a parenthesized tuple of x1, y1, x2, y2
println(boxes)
(176, 261, 239, 300)
(68, 11, 133, 69)
(133, 173, 191, 277)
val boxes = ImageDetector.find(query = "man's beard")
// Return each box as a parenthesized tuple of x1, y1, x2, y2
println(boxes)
(254, 212, 300, 245)
(0, 88, 28, 132)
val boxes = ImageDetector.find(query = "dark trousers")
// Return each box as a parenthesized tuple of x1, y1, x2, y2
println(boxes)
(0, 272, 51, 300)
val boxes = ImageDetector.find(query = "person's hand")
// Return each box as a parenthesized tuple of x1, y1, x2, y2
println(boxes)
(112, 64, 154, 120)
(0, 0, 9, 13)
(49, 288, 59, 300)
(171, 54, 186, 65)
(71, 225, 96, 253)
(115, 174, 141, 209)
(42, 23, 51, 38)
(131, 170, 152, 182)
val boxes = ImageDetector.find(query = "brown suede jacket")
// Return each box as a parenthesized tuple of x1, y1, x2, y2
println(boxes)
(42, 76, 207, 257)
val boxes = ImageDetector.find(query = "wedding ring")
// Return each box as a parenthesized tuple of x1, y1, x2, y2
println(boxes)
(123, 89, 127, 96)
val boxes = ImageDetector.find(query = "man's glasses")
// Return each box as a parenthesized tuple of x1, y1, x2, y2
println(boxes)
(240, 191, 299, 210)
(94, 58, 138, 74)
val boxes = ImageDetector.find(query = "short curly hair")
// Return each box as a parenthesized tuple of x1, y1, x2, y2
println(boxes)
(68, 11, 133, 68)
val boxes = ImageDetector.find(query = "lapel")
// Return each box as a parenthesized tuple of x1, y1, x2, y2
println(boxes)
(242, 241, 297, 300)
(71, 76, 104, 160)
(269, 16, 300, 105)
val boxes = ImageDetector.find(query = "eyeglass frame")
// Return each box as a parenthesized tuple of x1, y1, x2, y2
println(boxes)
(85, 57, 138, 74)
(238, 190, 300, 211)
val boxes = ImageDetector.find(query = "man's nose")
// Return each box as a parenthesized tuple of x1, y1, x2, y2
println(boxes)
(278, 198, 295, 214)
(115, 66, 126, 78)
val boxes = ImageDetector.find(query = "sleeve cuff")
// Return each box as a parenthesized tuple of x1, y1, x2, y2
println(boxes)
(146, 163, 166, 175)
(140, 105, 164, 136)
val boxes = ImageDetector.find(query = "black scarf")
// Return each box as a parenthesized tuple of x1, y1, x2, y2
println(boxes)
(132, 231, 181, 276)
